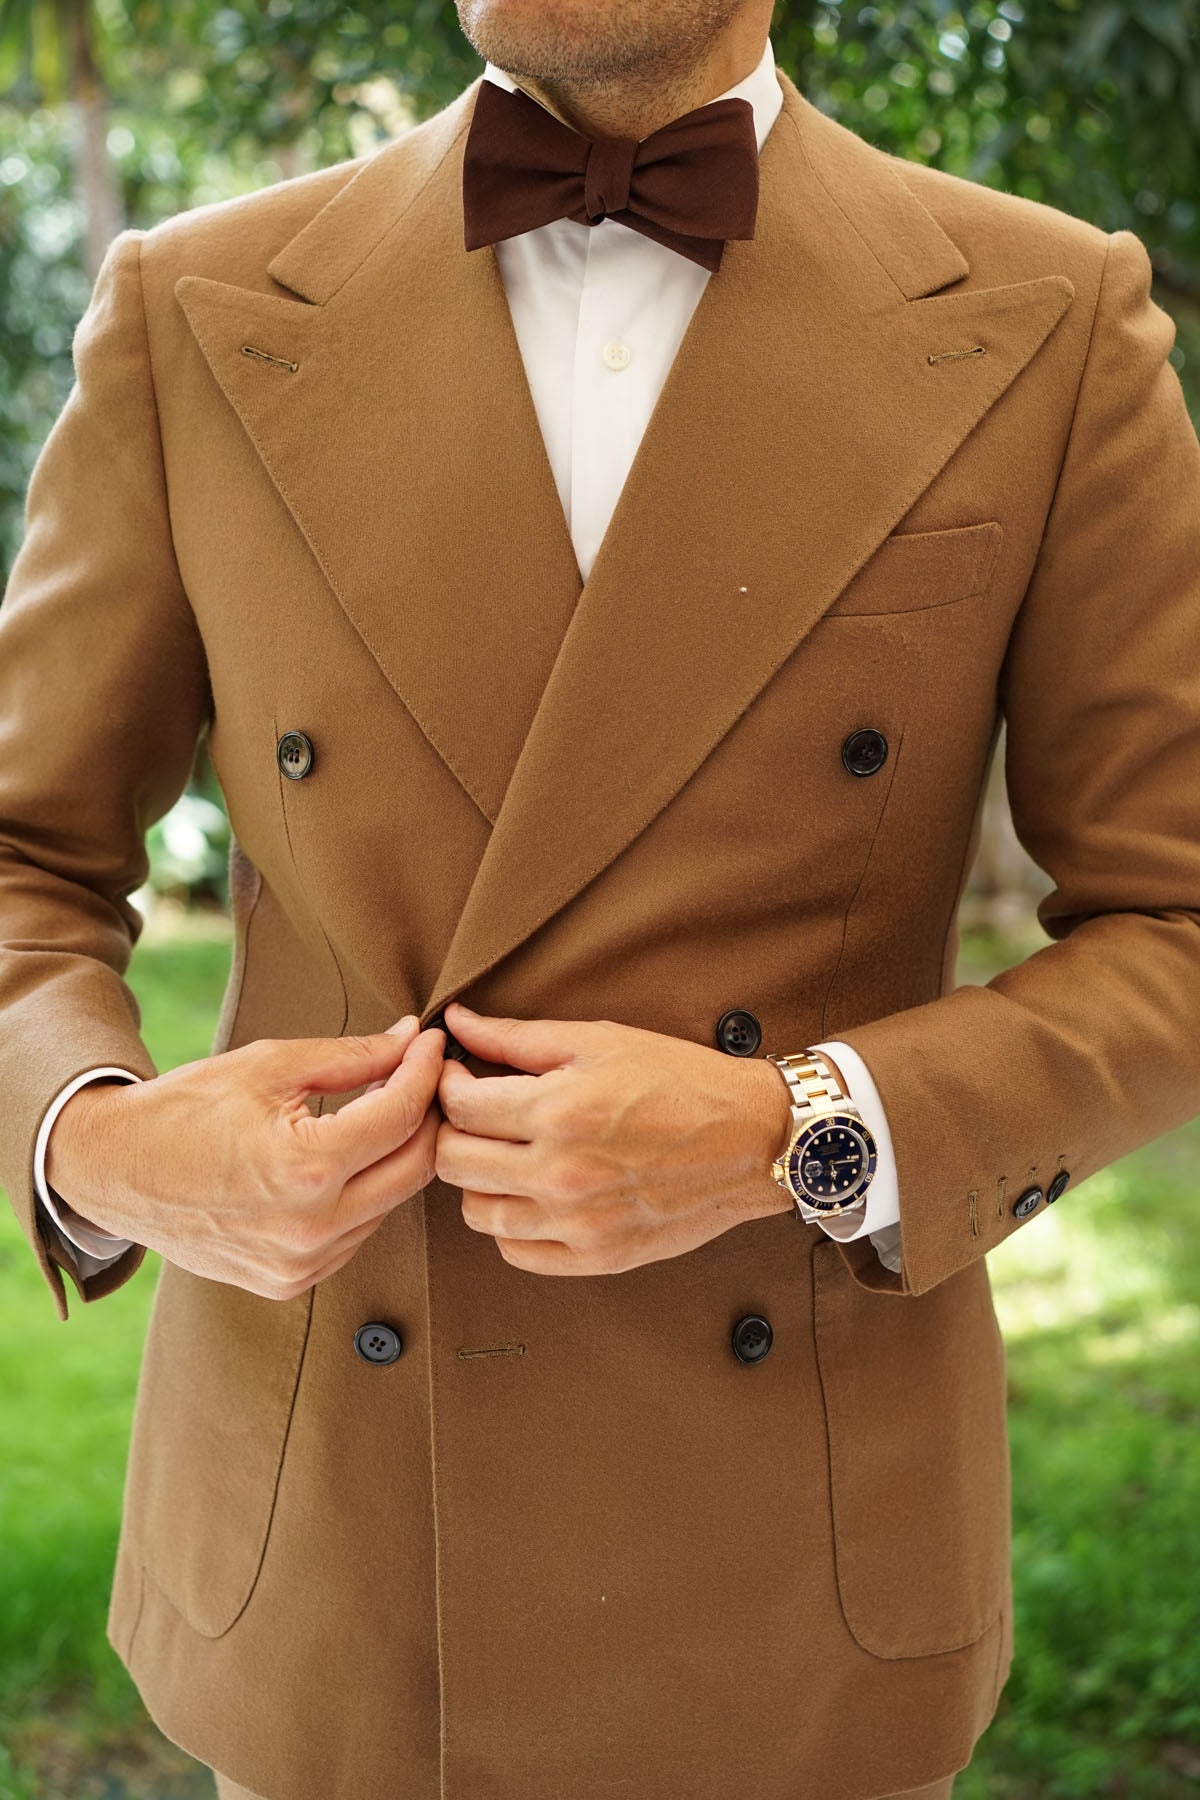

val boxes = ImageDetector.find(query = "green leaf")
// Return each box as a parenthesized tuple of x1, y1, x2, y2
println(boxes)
(1136, 0, 1196, 62)
(1065, 1, 1129, 75)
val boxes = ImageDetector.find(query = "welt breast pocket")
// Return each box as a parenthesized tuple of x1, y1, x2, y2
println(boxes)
(824, 520, 1004, 618)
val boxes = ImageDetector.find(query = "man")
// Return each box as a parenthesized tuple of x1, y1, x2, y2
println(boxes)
(1, 0, 1197, 1794)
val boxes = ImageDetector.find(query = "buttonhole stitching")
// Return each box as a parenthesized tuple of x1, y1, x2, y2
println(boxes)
(242, 343, 298, 371)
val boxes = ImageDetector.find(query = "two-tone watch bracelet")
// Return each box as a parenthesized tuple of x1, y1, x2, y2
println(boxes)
(765, 1049, 870, 1219)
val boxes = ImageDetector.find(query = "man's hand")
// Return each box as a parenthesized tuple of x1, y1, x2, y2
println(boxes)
(435, 1002, 795, 1275)
(44, 1019, 447, 1298)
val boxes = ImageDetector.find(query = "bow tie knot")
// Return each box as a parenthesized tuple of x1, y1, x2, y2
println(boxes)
(462, 78, 761, 273)
(584, 136, 636, 224)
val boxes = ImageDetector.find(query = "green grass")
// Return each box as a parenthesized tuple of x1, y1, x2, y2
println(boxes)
(2, 910, 1199, 1797)
(959, 1147, 1200, 1797)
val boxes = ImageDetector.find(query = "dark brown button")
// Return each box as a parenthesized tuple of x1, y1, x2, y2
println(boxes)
(1046, 1170, 1070, 1204)
(842, 728, 888, 777)
(715, 1009, 762, 1057)
(427, 1007, 469, 1063)
(731, 1314, 773, 1364)
(276, 730, 314, 779)
(1012, 1185, 1043, 1219)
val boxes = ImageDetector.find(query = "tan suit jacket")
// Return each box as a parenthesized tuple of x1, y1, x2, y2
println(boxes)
(2, 61, 1198, 1800)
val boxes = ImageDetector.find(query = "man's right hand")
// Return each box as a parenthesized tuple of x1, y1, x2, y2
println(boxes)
(43, 1019, 446, 1299)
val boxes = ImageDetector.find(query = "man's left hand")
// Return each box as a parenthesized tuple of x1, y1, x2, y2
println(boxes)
(433, 1002, 795, 1275)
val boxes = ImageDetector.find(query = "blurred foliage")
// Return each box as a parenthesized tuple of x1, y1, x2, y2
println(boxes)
(772, 2, 1199, 291)
(130, 0, 481, 152)
(0, 110, 86, 577)
(141, 788, 229, 907)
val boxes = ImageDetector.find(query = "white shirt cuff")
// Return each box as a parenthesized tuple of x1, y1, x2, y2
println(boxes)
(34, 1067, 143, 1269)
(809, 1040, 902, 1274)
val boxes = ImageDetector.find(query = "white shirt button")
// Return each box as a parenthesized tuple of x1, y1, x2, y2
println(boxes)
(602, 338, 632, 372)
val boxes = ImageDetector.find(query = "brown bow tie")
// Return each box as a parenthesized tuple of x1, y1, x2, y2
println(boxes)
(462, 77, 759, 274)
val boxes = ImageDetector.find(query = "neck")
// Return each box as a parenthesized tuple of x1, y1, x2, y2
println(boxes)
(511, 10, 772, 141)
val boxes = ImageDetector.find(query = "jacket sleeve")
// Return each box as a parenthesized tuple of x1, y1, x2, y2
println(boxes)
(832, 227, 1200, 1297)
(0, 226, 213, 1322)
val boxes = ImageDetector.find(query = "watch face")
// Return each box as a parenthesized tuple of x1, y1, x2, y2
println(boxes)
(788, 1114, 878, 1210)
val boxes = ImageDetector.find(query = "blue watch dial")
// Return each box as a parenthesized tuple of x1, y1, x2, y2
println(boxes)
(787, 1113, 878, 1210)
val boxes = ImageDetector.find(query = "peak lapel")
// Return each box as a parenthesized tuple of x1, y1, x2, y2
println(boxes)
(422, 67, 1075, 1018)
(174, 76, 583, 828)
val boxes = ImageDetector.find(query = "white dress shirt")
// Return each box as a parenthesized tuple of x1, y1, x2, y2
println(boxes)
(35, 33, 903, 1279)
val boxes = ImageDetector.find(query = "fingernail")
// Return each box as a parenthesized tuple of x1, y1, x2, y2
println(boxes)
(452, 1001, 476, 1015)
(387, 1014, 418, 1034)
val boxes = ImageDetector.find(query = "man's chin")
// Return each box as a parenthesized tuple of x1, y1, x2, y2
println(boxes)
(453, 0, 658, 86)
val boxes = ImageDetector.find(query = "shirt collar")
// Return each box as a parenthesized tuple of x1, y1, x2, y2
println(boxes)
(481, 34, 782, 154)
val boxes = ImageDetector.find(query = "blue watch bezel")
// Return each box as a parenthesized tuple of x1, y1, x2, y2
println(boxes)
(786, 1111, 878, 1211)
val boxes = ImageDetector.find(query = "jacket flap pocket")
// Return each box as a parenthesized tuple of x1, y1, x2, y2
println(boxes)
(827, 520, 1003, 618)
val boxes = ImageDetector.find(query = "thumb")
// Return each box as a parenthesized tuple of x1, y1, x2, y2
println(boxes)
(362, 1015, 424, 1095)
(290, 1020, 420, 1098)
(441, 1002, 583, 1074)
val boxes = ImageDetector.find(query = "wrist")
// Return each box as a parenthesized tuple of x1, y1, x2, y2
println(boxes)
(735, 1056, 796, 1218)
(44, 1080, 131, 1237)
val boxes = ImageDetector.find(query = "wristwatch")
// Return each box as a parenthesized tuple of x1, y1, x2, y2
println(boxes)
(765, 1049, 878, 1223)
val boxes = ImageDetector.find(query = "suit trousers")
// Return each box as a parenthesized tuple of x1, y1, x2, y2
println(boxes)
(211, 1773, 958, 1798)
